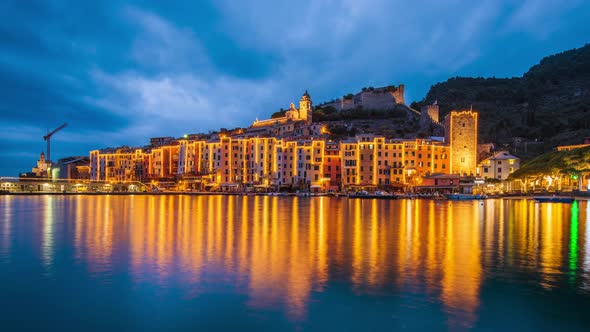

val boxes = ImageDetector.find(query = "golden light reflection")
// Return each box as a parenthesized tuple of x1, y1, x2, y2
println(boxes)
(36, 196, 587, 327)
(441, 202, 482, 330)
(539, 203, 565, 289)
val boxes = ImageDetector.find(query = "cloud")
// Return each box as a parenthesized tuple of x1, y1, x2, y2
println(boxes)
(124, 6, 210, 72)
(0, 0, 589, 176)
(89, 68, 281, 138)
(504, 0, 584, 39)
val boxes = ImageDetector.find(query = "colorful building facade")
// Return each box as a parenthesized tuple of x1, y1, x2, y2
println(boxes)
(88, 94, 482, 191)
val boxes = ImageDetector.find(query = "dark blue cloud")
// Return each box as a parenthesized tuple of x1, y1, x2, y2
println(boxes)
(0, 0, 589, 176)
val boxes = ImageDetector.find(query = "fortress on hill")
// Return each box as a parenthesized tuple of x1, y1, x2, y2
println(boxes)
(320, 84, 405, 111)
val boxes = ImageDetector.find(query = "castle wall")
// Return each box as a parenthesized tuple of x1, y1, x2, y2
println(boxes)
(321, 84, 405, 111)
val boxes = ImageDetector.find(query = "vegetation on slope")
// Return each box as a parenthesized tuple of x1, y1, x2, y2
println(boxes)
(411, 43, 590, 148)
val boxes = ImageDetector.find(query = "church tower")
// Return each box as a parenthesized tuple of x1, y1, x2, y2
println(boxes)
(299, 90, 312, 124)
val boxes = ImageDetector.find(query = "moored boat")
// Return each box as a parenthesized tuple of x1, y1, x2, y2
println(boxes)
(446, 193, 487, 200)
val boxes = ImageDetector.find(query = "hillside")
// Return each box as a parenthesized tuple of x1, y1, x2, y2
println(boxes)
(312, 103, 421, 138)
(411, 43, 590, 151)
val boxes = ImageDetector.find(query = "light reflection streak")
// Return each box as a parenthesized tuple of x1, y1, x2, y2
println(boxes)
(30, 196, 585, 326)
(0, 196, 12, 263)
(41, 196, 55, 276)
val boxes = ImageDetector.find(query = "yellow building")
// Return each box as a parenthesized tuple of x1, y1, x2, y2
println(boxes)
(90, 147, 145, 182)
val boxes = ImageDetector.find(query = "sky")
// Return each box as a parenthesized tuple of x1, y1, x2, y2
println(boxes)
(0, 0, 589, 176)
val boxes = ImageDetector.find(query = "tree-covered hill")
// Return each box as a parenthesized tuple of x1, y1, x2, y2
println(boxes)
(412, 43, 590, 149)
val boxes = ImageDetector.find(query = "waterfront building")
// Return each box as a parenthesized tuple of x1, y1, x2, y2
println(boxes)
(90, 147, 145, 182)
(413, 173, 461, 193)
(87, 89, 488, 192)
(323, 141, 341, 190)
(88, 134, 463, 191)
(477, 151, 520, 180)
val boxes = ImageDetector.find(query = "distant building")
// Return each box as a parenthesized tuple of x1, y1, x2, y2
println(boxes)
(251, 91, 312, 128)
(50, 156, 90, 180)
(445, 110, 478, 176)
(477, 151, 520, 180)
(150, 136, 175, 147)
(31, 152, 49, 177)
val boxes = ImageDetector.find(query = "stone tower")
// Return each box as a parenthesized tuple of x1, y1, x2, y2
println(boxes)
(389, 84, 405, 105)
(445, 110, 478, 176)
(299, 90, 312, 124)
(421, 102, 439, 123)
(420, 102, 442, 136)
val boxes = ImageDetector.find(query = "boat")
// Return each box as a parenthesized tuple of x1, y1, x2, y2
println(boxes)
(347, 191, 398, 200)
(534, 196, 575, 203)
(446, 193, 487, 200)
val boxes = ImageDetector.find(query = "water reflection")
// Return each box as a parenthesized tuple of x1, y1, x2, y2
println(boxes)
(584, 202, 590, 291)
(0, 196, 12, 263)
(41, 195, 55, 276)
(1, 196, 588, 330)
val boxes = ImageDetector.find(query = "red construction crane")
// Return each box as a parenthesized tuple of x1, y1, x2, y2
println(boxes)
(43, 123, 68, 163)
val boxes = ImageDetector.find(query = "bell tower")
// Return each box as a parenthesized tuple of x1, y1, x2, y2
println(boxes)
(299, 90, 312, 124)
